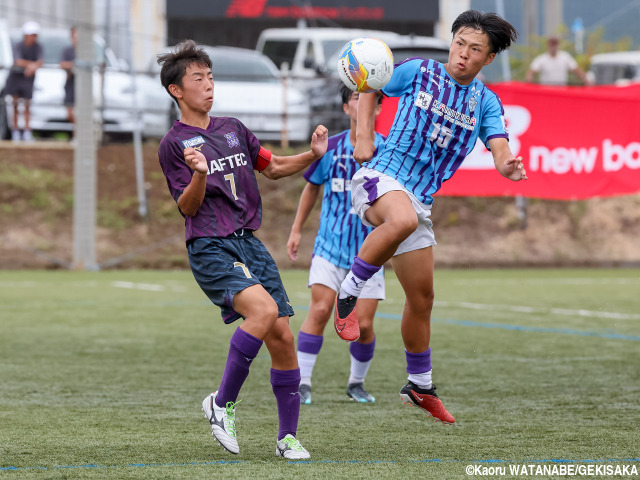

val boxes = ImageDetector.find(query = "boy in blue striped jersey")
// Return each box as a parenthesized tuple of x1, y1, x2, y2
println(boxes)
(334, 10, 528, 424)
(287, 85, 385, 404)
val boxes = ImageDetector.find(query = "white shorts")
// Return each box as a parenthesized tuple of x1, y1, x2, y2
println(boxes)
(308, 254, 385, 300)
(351, 167, 436, 256)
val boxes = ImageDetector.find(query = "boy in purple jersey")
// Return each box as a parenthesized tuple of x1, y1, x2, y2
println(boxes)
(156, 40, 328, 458)
(334, 10, 528, 425)
(287, 85, 384, 405)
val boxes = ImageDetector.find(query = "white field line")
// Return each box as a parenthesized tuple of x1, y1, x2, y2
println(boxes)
(110, 281, 166, 292)
(450, 277, 639, 286)
(434, 300, 640, 321)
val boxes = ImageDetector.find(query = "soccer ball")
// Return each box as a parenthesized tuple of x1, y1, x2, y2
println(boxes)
(337, 37, 394, 93)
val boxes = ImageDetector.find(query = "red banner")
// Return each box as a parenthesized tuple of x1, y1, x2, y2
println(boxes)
(375, 82, 640, 199)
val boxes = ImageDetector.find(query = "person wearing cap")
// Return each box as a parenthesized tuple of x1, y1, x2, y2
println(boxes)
(5, 21, 44, 141)
(525, 36, 591, 86)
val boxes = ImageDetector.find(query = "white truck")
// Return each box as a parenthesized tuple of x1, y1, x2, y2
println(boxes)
(588, 51, 640, 85)
(256, 27, 449, 133)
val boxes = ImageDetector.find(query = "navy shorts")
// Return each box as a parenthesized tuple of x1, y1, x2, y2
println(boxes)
(5, 74, 35, 100)
(64, 82, 74, 106)
(187, 231, 294, 324)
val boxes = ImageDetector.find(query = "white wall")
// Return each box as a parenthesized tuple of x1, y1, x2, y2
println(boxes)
(437, 0, 470, 42)
(2, 0, 74, 29)
(130, 0, 166, 72)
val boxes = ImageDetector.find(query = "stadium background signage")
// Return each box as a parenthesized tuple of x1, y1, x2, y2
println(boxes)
(376, 82, 640, 200)
(166, 0, 439, 22)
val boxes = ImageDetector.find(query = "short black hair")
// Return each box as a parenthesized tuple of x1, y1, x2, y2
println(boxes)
(157, 39, 212, 105)
(340, 83, 383, 106)
(340, 83, 354, 105)
(451, 10, 518, 54)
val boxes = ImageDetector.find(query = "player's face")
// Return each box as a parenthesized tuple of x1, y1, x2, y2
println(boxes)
(174, 63, 214, 114)
(446, 27, 496, 85)
(343, 91, 359, 122)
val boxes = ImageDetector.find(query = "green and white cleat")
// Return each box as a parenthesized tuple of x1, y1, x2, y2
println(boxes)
(276, 434, 310, 459)
(202, 391, 241, 454)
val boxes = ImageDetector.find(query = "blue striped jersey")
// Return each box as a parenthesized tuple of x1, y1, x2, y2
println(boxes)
(303, 130, 386, 269)
(370, 58, 508, 205)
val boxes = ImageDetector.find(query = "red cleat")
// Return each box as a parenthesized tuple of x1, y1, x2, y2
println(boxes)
(334, 295, 360, 342)
(399, 382, 455, 424)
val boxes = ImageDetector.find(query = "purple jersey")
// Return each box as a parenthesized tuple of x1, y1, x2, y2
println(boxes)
(158, 117, 265, 241)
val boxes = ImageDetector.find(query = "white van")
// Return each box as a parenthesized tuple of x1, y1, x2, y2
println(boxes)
(588, 51, 640, 85)
(256, 27, 402, 79)
(256, 27, 449, 78)
(256, 27, 449, 133)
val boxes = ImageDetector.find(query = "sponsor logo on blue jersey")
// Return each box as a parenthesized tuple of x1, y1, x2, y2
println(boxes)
(415, 91, 433, 109)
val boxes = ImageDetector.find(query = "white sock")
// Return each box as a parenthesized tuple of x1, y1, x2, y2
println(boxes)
(348, 355, 373, 385)
(297, 351, 318, 386)
(408, 370, 432, 389)
(339, 270, 367, 299)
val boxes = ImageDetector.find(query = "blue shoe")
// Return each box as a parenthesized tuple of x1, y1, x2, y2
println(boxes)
(346, 383, 375, 403)
(299, 384, 311, 405)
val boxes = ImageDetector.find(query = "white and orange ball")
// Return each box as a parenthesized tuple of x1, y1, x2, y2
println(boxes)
(337, 37, 394, 93)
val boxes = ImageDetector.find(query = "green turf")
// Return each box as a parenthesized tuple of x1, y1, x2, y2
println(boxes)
(1, 269, 639, 479)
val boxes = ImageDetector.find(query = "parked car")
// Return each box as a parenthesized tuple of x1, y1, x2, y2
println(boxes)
(258, 27, 449, 134)
(385, 34, 450, 64)
(588, 51, 640, 85)
(256, 27, 410, 79)
(148, 45, 311, 143)
(6, 28, 169, 139)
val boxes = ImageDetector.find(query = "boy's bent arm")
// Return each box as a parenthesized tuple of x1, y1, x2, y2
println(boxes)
(177, 147, 208, 216)
(353, 92, 378, 165)
(261, 125, 328, 179)
(287, 182, 321, 261)
(488, 137, 528, 182)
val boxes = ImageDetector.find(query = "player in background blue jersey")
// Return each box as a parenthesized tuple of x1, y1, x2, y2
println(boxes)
(334, 10, 527, 424)
(287, 85, 385, 405)
(157, 40, 328, 458)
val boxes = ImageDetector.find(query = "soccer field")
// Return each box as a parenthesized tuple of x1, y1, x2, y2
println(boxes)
(1, 269, 639, 479)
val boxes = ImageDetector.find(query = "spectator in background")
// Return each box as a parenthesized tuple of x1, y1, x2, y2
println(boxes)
(525, 35, 591, 85)
(5, 21, 43, 142)
(59, 26, 77, 125)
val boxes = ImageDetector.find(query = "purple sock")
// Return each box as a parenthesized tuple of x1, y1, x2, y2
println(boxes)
(216, 327, 263, 408)
(405, 347, 432, 374)
(271, 368, 301, 440)
(297, 331, 323, 354)
(350, 336, 376, 362)
(352, 256, 381, 282)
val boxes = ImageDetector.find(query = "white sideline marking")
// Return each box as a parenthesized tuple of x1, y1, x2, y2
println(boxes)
(450, 277, 639, 286)
(387, 277, 640, 287)
(111, 281, 165, 292)
(434, 301, 640, 320)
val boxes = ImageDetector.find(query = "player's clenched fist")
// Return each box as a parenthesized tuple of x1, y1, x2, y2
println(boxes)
(184, 147, 208, 174)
